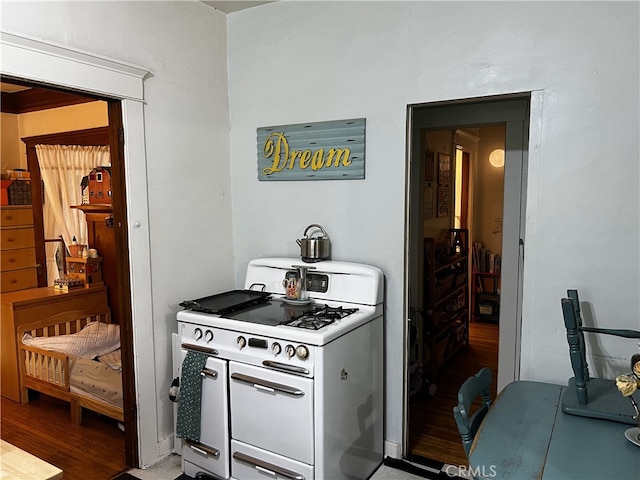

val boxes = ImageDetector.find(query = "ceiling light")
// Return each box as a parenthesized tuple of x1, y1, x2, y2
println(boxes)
(489, 149, 505, 168)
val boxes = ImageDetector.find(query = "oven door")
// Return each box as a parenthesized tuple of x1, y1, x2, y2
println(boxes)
(229, 361, 314, 465)
(179, 351, 229, 479)
(231, 439, 313, 480)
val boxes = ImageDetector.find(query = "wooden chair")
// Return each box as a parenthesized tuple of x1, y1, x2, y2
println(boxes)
(561, 289, 640, 425)
(453, 367, 492, 458)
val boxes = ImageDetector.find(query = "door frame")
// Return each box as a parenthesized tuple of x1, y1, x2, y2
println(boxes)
(404, 93, 532, 455)
(1, 31, 162, 468)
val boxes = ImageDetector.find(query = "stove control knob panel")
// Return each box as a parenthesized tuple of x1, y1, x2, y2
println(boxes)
(237, 336, 246, 349)
(194, 328, 203, 341)
(271, 342, 281, 355)
(204, 330, 214, 343)
(285, 345, 296, 358)
(296, 345, 309, 359)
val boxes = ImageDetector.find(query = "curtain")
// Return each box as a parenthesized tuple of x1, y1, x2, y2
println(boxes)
(36, 144, 110, 284)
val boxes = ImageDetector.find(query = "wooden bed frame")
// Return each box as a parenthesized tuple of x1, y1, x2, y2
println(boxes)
(17, 307, 124, 425)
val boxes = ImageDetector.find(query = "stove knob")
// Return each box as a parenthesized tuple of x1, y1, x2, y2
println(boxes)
(194, 328, 203, 340)
(237, 336, 246, 349)
(271, 342, 281, 355)
(296, 345, 309, 359)
(285, 345, 296, 358)
(204, 330, 214, 343)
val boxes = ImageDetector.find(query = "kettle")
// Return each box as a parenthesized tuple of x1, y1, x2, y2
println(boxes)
(297, 224, 331, 262)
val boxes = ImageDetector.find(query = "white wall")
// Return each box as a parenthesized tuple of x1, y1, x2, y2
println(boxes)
(3, 0, 638, 464)
(1, 0, 235, 467)
(228, 1, 639, 452)
(474, 125, 505, 256)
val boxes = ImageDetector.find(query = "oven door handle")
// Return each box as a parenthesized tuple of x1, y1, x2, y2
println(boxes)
(200, 367, 218, 378)
(185, 440, 220, 459)
(262, 360, 309, 376)
(181, 342, 219, 355)
(230, 372, 305, 397)
(233, 451, 305, 480)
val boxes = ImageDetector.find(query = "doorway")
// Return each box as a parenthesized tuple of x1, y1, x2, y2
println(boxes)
(0, 77, 137, 467)
(404, 94, 531, 462)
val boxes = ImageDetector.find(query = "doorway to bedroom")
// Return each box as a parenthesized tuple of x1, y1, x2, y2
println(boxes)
(0, 77, 135, 474)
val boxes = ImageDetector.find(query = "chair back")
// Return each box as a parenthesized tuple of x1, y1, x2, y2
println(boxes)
(566, 290, 590, 383)
(453, 367, 492, 457)
(562, 289, 640, 405)
(562, 293, 589, 404)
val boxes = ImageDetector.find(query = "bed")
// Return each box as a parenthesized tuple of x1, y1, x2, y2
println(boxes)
(17, 307, 124, 425)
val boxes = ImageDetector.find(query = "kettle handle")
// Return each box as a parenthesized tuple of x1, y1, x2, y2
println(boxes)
(303, 224, 329, 239)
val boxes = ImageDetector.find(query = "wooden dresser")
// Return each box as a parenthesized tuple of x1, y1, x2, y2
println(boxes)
(1, 286, 108, 403)
(1, 206, 38, 293)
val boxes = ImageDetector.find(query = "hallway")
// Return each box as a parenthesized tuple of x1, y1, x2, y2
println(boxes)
(408, 321, 499, 466)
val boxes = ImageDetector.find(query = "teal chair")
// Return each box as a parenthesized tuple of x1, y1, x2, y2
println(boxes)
(453, 367, 492, 458)
(561, 289, 640, 424)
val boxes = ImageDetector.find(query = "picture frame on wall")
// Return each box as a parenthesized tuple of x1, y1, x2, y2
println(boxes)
(438, 153, 451, 185)
(424, 184, 434, 218)
(437, 185, 450, 217)
(424, 150, 435, 183)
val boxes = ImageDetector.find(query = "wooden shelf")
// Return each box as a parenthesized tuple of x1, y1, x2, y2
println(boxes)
(71, 204, 113, 214)
(422, 229, 470, 380)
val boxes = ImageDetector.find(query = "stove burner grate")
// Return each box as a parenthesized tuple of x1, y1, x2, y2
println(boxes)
(280, 305, 359, 330)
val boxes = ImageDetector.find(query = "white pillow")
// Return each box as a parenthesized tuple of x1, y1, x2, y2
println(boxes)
(22, 321, 120, 359)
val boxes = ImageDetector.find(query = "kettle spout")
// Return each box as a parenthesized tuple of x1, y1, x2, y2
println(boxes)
(296, 239, 302, 246)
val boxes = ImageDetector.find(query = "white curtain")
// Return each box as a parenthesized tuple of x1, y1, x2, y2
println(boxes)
(36, 144, 111, 284)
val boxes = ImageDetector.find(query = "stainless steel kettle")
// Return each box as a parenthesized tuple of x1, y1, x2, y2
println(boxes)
(297, 224, 331, 262)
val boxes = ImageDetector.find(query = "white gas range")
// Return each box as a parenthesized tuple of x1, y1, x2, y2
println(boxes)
(174, 257, 384, 480)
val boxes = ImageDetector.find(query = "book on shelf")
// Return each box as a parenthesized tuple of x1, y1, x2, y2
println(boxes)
(472, 242, 501, 276)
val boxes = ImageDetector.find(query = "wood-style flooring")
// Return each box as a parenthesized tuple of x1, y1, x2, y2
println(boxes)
(1, 322, 498, 478)
(0, 391, 126, 480)
(408, 320, 499, 467)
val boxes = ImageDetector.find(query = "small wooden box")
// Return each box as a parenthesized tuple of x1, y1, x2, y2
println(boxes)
(65, 257, 103, 287)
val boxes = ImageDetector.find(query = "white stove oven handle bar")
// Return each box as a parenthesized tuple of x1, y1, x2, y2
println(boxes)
(185, 440, 220, 459)
(200, 368, 218, 379)
(262, 360, 309, 376)
(181, 342, 219, 355)
(230, 372, 305, 397)
(233, 451, 305, 480)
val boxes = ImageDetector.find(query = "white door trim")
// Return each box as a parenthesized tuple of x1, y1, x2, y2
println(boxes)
(404, 92, 538, 456)
(1, 30, 162, 468)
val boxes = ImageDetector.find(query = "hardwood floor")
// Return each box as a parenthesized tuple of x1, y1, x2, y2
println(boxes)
(0, 391, 126, 480)
(408, 320, 499, 467)
(1, 323, 497, 478)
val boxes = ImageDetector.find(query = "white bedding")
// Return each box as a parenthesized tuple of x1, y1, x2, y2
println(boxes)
(22, 321, 120, 359)
(97, 349, 122, 372)
(70, 356, 123, 408)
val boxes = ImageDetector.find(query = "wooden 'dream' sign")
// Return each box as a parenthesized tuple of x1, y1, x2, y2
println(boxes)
(257, 118, 365, 181)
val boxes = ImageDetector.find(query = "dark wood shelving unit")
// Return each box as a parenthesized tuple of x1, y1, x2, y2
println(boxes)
(71, 203, 119, 324)
(422, 228, 470, 380)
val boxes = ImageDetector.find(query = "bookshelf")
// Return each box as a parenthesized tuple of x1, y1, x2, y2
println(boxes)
(422, 229, 470, 380)
(471, 243, 501, 323)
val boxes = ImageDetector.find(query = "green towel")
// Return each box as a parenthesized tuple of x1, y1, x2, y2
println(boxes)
(176, 351, 209, 442)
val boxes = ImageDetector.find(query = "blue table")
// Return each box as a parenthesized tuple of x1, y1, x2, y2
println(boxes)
(469, 381, 639, 479)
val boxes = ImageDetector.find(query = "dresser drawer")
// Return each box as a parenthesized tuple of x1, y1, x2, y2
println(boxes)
(0, 207, 33, 227)
(1, 248, 36, 271)
(1, 268, 38, 293)
(1, 228, 35, 250)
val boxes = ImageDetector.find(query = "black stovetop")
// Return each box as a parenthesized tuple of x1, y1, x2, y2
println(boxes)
(226, 301, 358, 330)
